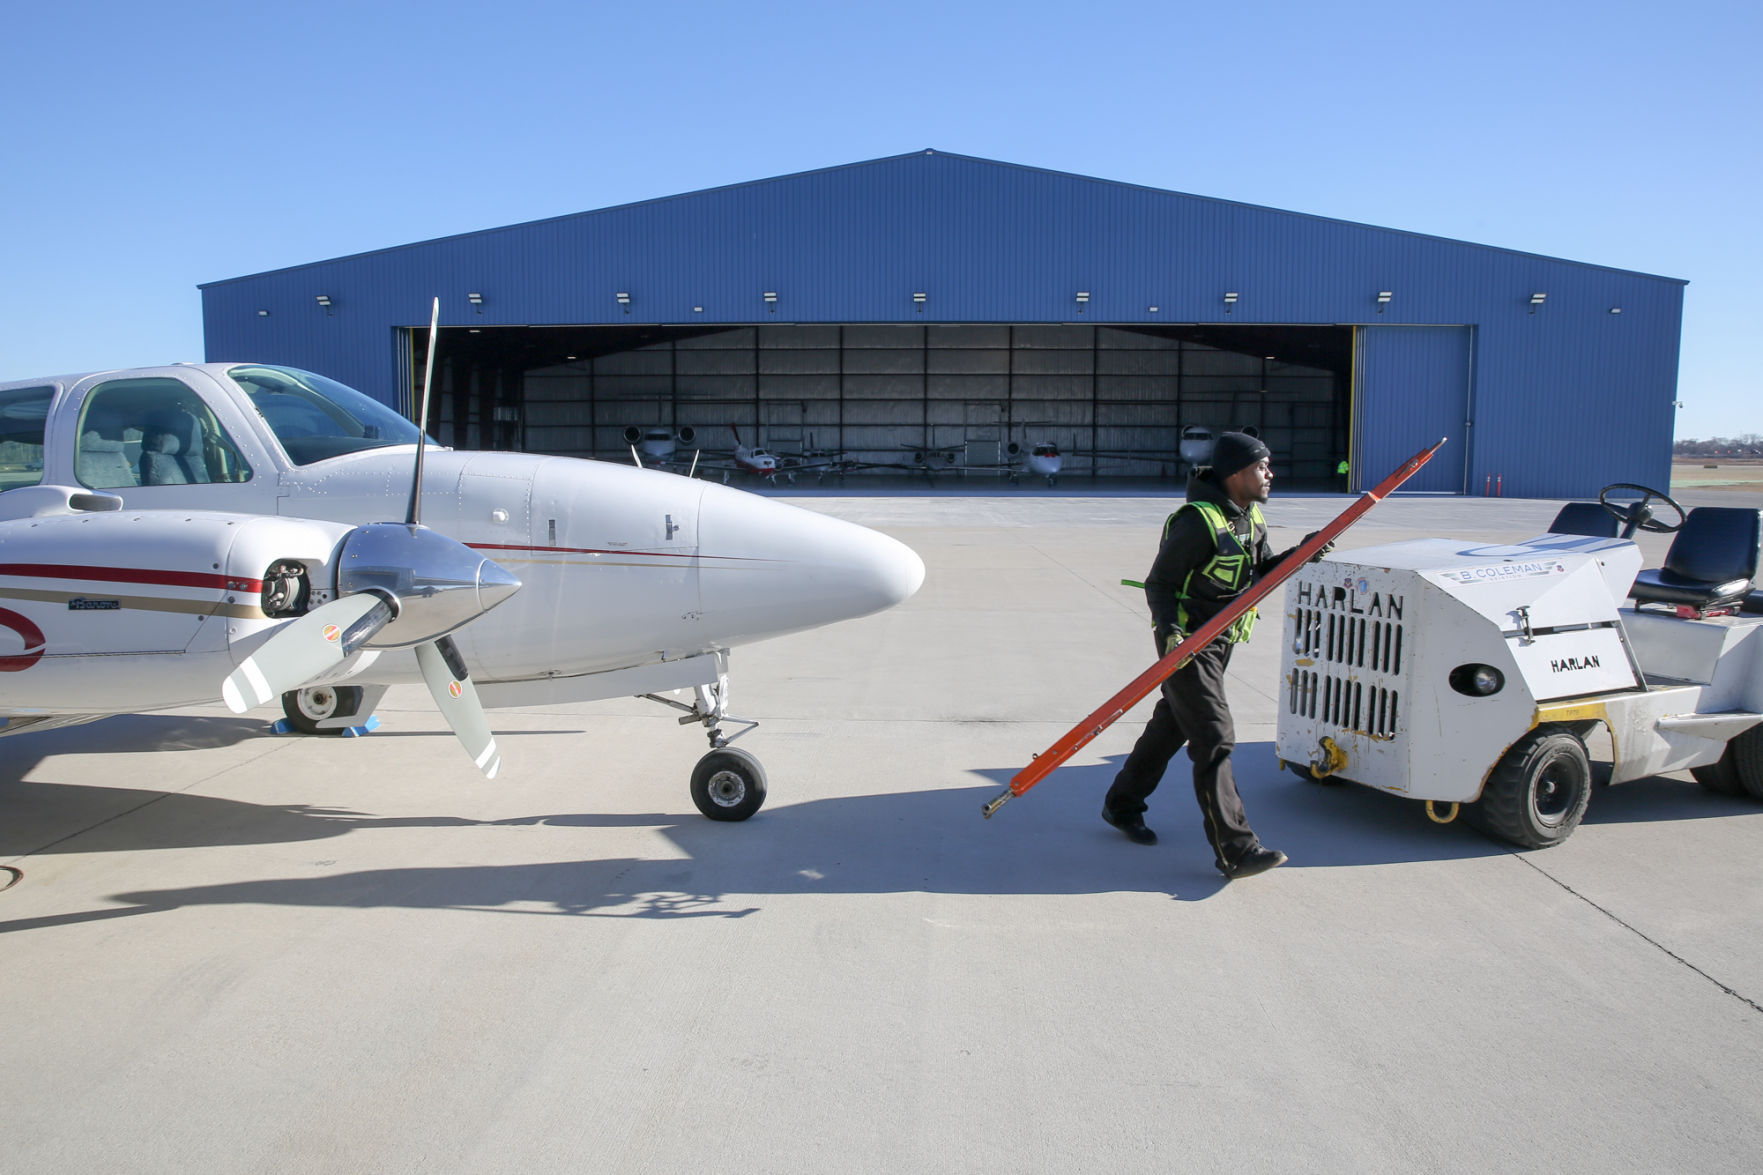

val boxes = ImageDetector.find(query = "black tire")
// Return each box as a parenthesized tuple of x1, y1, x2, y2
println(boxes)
(1726, 725, 1763, 801)
(281, 686, 363, 736)
(690, 747, 768, 821)
(1471, 727, 1591, 848)
(1691, 757, 1744, 797)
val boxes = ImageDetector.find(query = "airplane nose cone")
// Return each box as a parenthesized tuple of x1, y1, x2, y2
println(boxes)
(698, 486, 924, 642)
(864, 528, 926, 609)
(476, 557, 522, 614)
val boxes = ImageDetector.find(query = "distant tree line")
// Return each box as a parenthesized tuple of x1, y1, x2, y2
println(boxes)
(1675, 434, 1763, 457)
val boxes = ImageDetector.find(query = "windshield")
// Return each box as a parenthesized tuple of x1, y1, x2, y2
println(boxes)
(225, 364, 428, 466)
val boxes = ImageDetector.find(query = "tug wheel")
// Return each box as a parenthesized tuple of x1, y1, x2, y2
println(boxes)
(1691, 758, 1744, 797)
(690, 747, 768, 821)
(1469, 726, 1591, 848)
(281, 686, 363, 735)
(1701, 725, 1763, 801)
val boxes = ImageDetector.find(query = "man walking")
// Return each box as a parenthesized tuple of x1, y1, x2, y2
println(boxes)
(1101, 431, 1317, 879)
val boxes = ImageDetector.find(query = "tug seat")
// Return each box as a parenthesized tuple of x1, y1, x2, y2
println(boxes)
(1629, 507, 1763, 612)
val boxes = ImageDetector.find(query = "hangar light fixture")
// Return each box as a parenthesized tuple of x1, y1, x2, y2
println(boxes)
(1148, 305, 1159, 313)
(763, 291, 778, 312)
(468, 292, 484, 314)
(912, 291, 927, 313)
(1075, 291, 1090, 313)
(315, 294, 333, 315)
(1223, 291, 1239, 314)
(616, 291, 631, 314)
(256, 309, 270, 317)
(1529, 292, 1546, 314)
(1377, 291, 1393, 313)
(1610, 307, 1622, 314)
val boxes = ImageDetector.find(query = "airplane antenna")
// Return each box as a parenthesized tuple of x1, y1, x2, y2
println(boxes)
(408, 296, 441, 526)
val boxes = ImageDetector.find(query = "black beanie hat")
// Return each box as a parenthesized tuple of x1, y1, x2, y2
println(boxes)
(1210, 431, 1271, 479)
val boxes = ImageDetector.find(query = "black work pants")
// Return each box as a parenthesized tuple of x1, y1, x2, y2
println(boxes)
(1103, 637, 1258, 869)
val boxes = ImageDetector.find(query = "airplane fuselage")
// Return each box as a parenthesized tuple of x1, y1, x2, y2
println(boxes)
(1, 364, 923, 719)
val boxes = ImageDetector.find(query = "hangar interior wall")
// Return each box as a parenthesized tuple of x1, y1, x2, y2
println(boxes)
(496, 324, 1348, 482)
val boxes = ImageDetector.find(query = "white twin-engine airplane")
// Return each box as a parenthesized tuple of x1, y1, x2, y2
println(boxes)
(0, 359, 924, 821)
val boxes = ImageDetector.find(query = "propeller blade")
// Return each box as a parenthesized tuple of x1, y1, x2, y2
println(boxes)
(222, 592, 393, 714)
(415, 636, 500, 778)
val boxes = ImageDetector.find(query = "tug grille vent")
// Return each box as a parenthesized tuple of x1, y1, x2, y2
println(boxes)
(1293, 608, 1404, 675)
(1289, 605, 1405, 741)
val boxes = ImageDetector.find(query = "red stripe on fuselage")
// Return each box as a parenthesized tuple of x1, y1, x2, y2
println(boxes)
(466, 543, 777, 563)
(0, 563, 262, 592)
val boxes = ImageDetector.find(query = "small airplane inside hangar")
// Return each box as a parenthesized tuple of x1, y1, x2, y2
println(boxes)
(416, 320, 1353, 489)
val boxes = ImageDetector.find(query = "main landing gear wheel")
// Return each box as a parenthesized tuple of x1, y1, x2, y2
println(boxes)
(281, 686, 364, 735)
(1597, 482, 1685, 535)
(1469, 726, 1591, 848)
(691, 747, 768, 821)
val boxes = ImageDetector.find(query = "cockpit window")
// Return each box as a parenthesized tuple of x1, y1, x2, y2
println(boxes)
(75, 378, 253, 489)
(226, 364, 426, 466)
(0, 385, 53, 493)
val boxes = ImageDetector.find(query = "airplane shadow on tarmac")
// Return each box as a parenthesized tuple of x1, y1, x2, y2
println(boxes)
(3, 744, 1754, 935)
(0, 715, 573, 860)
(1, 713, 271, 764)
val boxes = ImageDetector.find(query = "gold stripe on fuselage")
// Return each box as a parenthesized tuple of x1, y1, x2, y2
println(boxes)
(0, 586, 265, 620)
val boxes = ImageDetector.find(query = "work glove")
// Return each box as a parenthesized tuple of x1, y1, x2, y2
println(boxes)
(1162, 629, 1187, 656)
(1303, 530, 1336, 563)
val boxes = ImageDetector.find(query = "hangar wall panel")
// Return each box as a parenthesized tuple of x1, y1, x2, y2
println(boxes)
(1356, 326, 1472, 494)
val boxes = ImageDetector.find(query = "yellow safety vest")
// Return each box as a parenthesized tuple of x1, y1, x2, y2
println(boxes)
(1169, 499, 1266, 644)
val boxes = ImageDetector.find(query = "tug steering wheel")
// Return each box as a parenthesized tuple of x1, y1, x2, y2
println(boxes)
(1598, 482, 1686, 539)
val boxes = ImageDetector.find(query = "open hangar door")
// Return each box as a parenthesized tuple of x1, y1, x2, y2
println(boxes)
(1352, 326, 1473, 494)
(405, 323, 730, 453)
(408, 322, 1353, 486)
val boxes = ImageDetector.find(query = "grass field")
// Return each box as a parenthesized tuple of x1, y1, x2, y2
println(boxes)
(1671, 458, 1763, 492)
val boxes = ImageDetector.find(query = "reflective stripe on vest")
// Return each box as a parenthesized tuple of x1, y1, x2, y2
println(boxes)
(1170, 499, 1266, 643)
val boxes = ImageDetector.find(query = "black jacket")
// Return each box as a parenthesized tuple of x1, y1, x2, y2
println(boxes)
(1144, 470, 1285, 644)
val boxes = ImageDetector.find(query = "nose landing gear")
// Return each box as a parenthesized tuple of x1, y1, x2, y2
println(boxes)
(641, 665, 766, 820)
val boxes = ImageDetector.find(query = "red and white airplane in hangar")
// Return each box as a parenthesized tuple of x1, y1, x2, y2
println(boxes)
(0, 360, 924, 820)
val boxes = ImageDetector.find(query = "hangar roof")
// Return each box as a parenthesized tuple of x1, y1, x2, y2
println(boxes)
(201, 149, 1683, 313)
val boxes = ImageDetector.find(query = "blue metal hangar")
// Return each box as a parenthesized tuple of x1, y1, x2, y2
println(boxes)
(200, 149, 1685, 496)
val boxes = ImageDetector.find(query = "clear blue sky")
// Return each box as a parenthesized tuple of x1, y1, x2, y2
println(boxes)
(5, 0, 1757, 440)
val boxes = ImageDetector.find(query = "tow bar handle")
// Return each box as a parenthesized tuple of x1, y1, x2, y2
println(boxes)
(983, 436, 1447, 818)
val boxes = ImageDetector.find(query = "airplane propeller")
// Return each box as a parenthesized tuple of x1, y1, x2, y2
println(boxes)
(221, 298, 521, 777)
(220, 592, 393, 717)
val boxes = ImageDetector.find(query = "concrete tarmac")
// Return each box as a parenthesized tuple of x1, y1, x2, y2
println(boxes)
(3, 488, 1761, 1173)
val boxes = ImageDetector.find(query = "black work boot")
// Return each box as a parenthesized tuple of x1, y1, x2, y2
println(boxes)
(1221, 843, 1287, 879)
(1101, 805, 1158, 846)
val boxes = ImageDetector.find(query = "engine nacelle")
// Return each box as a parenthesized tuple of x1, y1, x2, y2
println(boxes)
(0, 510, 354, 713)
